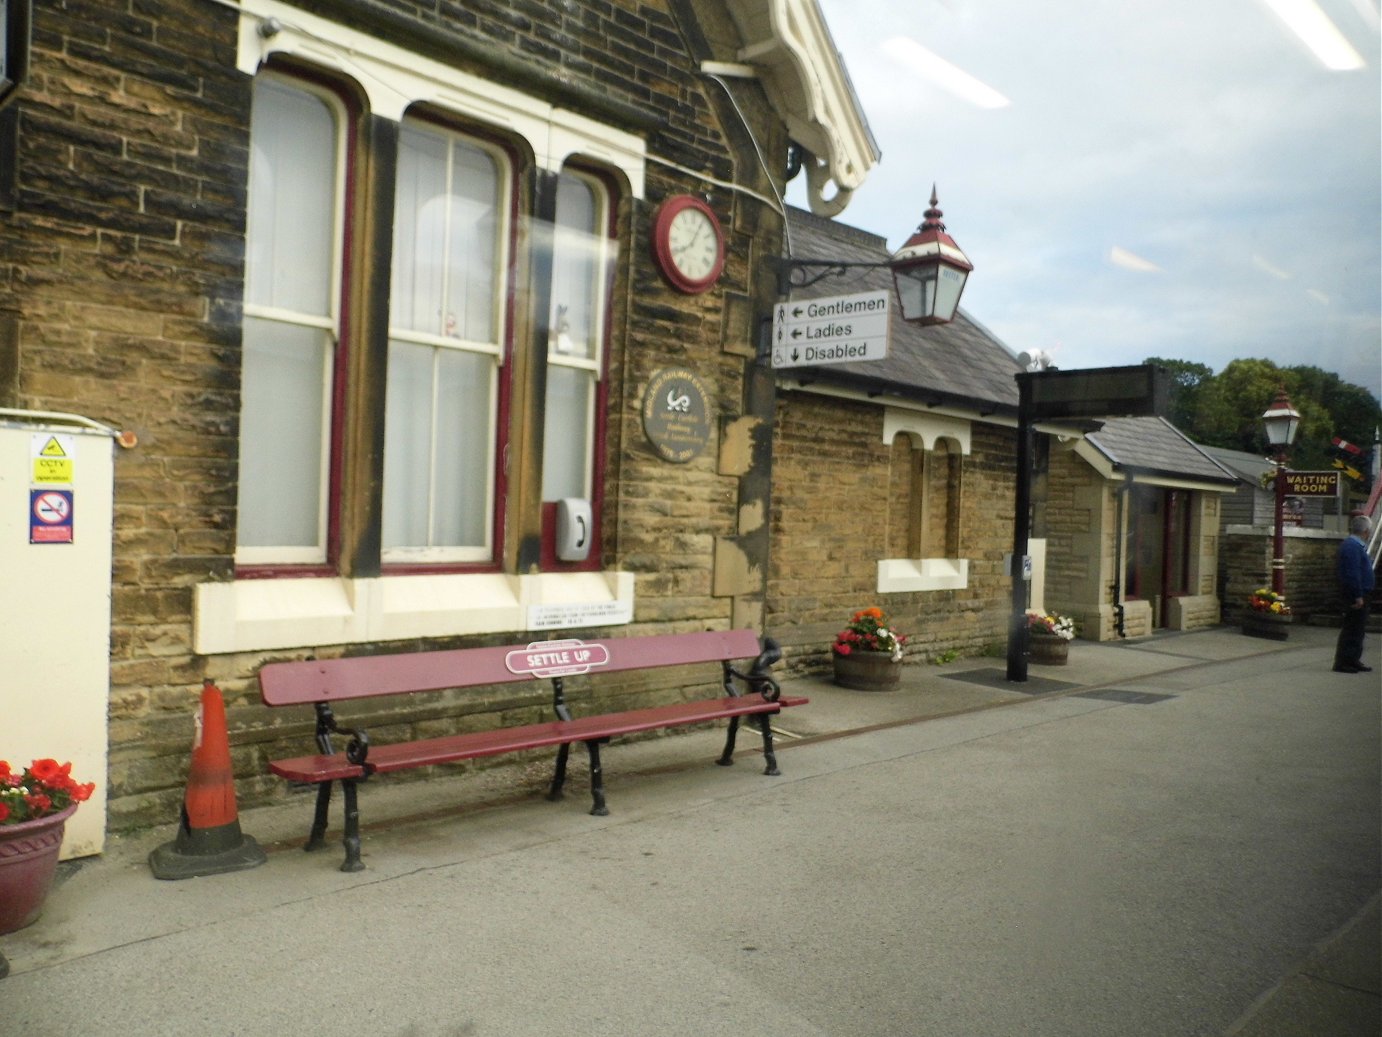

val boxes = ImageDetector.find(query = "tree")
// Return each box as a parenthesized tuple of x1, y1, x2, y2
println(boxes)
(1146, 357, 1214, 433)
(1143, 356, 1381, 475)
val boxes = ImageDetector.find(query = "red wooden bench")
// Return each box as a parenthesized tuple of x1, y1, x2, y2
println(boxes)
(258, 629, 805, 871)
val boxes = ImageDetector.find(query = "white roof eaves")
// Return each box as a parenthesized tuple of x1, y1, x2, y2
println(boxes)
(728, 0, 879, 207)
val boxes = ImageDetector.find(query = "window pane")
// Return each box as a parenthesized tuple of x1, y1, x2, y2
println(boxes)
(449, 143, 499, 343)
(550, 175, 599, 360)
(433, 349, 494, 546)
(382, 343, 494, 551)
(391, 126, 499, 343)
(541, 365, 593, 501)
(381, 342, 434, 549)
(391, 128, 450, 337)
(237, 316, 330, 548)
(245, 79, 336, 316)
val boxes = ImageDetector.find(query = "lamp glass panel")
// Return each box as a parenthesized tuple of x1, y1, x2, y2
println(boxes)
(932, 264, 968, 323)
(894, 265, 935, 322)
(1263, 412, 1300, 445)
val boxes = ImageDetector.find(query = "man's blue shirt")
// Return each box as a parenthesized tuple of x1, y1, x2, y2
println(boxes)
(1338, 535, 1376, 601)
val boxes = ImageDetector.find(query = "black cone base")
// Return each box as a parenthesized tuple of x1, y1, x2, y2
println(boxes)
(148, 816, 267, 880)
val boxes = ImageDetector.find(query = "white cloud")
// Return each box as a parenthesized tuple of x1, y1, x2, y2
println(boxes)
(1109, 247, 1164, 273)
(1253, 255, 1293, 280)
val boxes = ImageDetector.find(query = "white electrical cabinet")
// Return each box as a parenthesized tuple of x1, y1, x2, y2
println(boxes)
(0, 410, 115, 857)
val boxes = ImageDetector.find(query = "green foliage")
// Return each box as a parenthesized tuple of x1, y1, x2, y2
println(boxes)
(1146, 356, 1381, 472)
(1146, 356, 1214, 432)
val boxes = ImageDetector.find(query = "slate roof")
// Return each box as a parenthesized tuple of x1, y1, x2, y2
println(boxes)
(781, 206, 1024, 416)
(1200, 445, 1275, 487)
(1084, 416, 1239, 486)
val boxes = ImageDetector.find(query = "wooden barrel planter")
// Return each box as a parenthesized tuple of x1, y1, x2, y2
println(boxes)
(832, 651, 902, 690)
(1027, 633, 1070, 665)
(1242, 612, 1292, 641)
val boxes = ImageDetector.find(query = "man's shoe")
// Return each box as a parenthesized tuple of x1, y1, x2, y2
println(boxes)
(1333, 664, 1359, 673)
(1354, 664, 1373, 672)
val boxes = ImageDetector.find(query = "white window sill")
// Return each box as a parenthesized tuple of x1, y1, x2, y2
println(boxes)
(194, 570, 635, 655)
(876, 558, 969, 594)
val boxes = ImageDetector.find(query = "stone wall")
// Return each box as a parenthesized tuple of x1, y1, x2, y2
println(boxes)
(1221, 526, 1343, 624)
(767, 391, 1018, 671)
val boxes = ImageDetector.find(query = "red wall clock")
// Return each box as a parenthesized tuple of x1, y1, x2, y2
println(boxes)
(650, 194, 725, 294)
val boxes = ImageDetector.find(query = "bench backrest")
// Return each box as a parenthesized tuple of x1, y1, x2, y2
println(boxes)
(260, 629, 766, 707)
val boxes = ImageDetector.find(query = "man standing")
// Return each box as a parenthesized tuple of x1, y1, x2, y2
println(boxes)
(1333, 514, 1376, 673)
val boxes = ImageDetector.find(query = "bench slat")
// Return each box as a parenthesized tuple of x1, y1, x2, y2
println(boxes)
(269, 693, 808, 783)
(260, 628, 765, 706)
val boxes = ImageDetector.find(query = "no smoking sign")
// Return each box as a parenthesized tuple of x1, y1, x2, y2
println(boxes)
(30, 488, 74, 544)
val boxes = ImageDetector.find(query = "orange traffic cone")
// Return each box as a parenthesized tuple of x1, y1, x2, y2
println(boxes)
(148, 680, 266, 880)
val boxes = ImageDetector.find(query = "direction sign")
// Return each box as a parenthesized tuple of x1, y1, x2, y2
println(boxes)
(771, 289, 891, 369)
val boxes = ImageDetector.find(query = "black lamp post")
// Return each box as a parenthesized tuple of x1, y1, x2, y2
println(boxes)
(1262, 387, 1301, 596)
(775, 186, 972, 326)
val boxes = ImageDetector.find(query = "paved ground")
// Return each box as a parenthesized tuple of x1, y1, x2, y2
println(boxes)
(2, 624, 1378, 1036)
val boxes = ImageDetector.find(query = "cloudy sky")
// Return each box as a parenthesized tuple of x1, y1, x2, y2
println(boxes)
(790, 0, 1381, 400)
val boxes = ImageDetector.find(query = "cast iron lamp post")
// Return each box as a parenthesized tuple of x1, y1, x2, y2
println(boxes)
(775, 187, 972, 325)
(1262, 387, 1301, 596)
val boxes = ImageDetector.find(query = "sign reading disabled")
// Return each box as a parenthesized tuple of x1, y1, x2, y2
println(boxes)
(504, 639, 611, 679)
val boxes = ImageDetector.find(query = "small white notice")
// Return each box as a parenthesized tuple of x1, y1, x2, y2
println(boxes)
(526, 599, 634, 631)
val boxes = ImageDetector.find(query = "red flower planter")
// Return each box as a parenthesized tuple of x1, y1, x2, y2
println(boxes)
(0, 803, 77, 935)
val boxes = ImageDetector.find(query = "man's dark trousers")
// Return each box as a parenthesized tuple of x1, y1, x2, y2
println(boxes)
(1335, 602, 1371, 669)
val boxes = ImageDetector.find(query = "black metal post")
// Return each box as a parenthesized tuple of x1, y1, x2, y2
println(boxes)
(1006, 375, 1035, 682)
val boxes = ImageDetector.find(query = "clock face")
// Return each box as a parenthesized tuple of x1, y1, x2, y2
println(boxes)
(652, 195, 725, 293)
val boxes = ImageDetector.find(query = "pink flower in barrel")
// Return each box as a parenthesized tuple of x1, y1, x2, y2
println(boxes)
(833, 606, 908, 662)
(0, 758, 95, 825)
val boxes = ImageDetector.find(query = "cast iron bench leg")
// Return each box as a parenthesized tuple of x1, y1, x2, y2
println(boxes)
(340, 778, 364, 872)
(305, 780, 332, 852)
(547, 742, 571, 801)
(756, 715, 781, 776)
(584, 739, 609, 816)
(716, 716, 741, 766)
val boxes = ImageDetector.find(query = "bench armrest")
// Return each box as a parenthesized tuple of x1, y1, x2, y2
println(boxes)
(314, 702, 372, 769)
(729, 636, 783, 702)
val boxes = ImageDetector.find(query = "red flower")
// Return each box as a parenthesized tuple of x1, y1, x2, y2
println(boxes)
(0, 758, 94, 825)
(29, 758, 62, 783)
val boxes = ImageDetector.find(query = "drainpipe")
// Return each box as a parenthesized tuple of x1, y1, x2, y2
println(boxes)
(1112, 474, 1134, 638)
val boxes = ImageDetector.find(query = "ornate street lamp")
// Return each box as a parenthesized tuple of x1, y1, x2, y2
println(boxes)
(775, 186, 972, 326)
(1262, 387, 1301, 595)
(889, 188, 974, 324)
